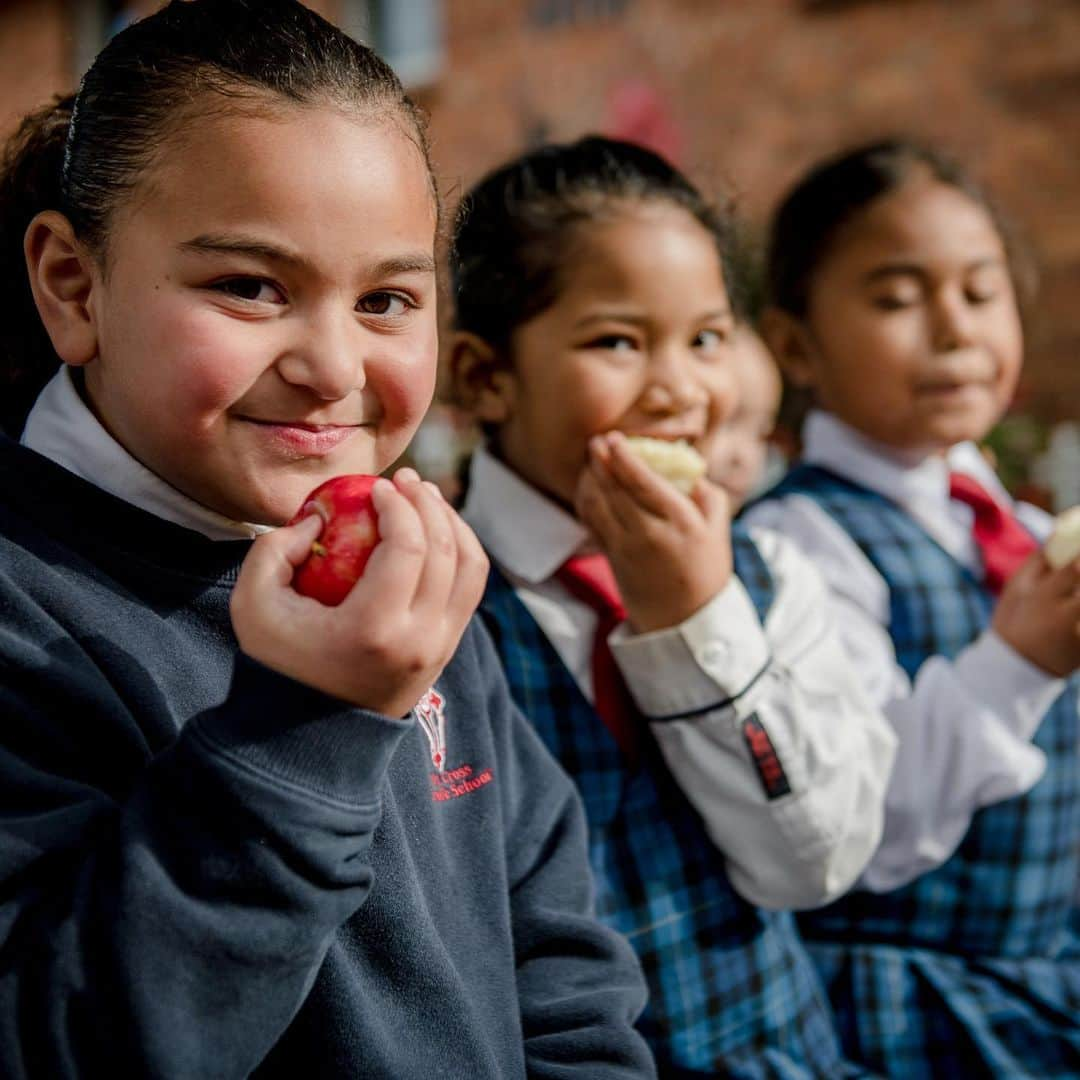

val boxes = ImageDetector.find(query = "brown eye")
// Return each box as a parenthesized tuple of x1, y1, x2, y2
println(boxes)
(583, 334, 637, 352)
(357, 292, 410, 315)
(695, 328, 729, 349)
(213, 278, 284, 303)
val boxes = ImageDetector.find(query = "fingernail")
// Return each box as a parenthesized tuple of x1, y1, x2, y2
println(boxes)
(423, 480, 444, 499)
(396, 467, 420, 485)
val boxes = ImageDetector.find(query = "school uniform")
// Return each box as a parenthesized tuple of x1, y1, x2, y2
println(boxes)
(463, 446, 896, 1079)
(745, 409, 1080, 1078)
(0, 368, 656, 1079)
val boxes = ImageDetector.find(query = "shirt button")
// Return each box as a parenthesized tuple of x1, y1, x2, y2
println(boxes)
(699, 642, 730, 668)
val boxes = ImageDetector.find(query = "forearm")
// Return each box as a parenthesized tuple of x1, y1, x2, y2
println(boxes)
(859, 641, 1054, 892)
(615, 553, 896, 910)
(648, 649, 896, 910)
(0, 656, 410, 1079)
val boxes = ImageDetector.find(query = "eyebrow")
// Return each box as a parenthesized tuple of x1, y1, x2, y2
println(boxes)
(861, 256, 1005, 283)
(179, 233, 436, 277)
(573, 307, 732, 329)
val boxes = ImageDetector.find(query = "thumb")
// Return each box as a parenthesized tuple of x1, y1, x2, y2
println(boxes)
(238, 514, 323, 592)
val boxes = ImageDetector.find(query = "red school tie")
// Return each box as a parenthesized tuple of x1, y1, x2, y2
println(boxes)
(948, 472, 1038, 595)
(556, 553, 641, 761)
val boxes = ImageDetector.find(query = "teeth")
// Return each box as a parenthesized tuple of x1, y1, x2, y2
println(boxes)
(624, 436, 706, 494)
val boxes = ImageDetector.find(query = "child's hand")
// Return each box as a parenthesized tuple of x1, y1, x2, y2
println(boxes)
(230, 469, 489, 716)
(992, 551, 1080, 677)
(575, 432, 733, 633)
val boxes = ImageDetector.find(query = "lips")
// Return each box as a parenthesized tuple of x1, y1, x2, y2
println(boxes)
(916, 379, 991, 395)
(620, 428, 703, 445)
(243, 418, 363, 455)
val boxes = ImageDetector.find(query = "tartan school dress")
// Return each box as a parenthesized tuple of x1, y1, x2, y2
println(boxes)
(479, 524, 861, 1080)
(759, 465, 1080, 1079)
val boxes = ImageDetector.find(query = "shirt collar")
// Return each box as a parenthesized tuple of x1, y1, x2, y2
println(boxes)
(21, 367, 272, 541)
(801, 409, 1013, 516)
(460, 445, 590, 584)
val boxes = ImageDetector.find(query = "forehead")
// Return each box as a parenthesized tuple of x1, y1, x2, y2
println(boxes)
(559, 203, 727, 299)
(114, 103, 436, 252)
(828, 176, 1005, 269)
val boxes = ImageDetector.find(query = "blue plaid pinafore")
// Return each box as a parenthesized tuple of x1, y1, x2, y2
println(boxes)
(480, 524, 861, 1079)
(759, 465, 1080, 1079)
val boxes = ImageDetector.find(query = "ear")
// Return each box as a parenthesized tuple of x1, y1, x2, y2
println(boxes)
(24, 210, 99, 367)
(759, 306, 818, 391)
(447, 331, 517, 425)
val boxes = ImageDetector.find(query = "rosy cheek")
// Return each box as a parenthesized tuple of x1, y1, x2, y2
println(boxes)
(376, 337, 438, 431)
(133, 303, 250, 415)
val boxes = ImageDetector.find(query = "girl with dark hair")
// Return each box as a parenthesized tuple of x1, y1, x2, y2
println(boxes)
(448, 134, 897, 1078)
(746, 138, 1080, 1076)
(0, 3, 656, 1076)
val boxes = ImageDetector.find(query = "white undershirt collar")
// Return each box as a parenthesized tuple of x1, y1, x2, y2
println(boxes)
(21, 367, 272, 541)
(460, 446, 590, 585)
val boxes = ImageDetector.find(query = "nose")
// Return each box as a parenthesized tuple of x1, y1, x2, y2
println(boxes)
(276, 306, 363, 400)
(640, 343, 714, 414)
(931, 289, 978, 352)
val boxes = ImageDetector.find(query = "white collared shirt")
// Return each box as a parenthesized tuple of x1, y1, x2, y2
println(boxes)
(743, 410, 1065, 892)
(463, 445, 897, 911)
(21, 368, 273, 541)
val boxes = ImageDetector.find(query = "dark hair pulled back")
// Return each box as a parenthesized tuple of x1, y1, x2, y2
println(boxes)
(766, 137, 1032, 320)
(450, 135, 737, 360)
(0, 0, 431, 435)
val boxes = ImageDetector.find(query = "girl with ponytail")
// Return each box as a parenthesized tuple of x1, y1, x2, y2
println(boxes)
(0, 3, 654, 1077)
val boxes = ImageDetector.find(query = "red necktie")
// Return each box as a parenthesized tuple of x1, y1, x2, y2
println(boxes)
(556, 553, 641, 761)
(949, 472, 1038, 594)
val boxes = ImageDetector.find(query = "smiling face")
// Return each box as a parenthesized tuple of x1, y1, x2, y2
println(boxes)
(792, 174, 1023, 453)
(490, 203, 736, 506)
(79, 102, 438, 525)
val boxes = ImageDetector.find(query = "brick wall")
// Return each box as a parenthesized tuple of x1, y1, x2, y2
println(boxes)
(419, 0, 1080, 426)
(1, 0, 1075, 426)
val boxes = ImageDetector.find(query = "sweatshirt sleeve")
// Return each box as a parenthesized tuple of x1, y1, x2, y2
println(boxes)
(0, 613, 412, 1080)
(467, 625, 656, 1079)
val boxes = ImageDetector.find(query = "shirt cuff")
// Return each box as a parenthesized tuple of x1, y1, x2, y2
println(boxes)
(610, 577, 770, 720)
(953, 629, 1067, 741)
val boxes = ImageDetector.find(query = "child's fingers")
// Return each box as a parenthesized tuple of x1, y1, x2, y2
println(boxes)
(1046, 556, 1080, 599)
(344, 476, 426, 609)
(1005, 550, 1047, 594)
(399, 476, 459, 616)
(444, 508, 490, 622)
(575, 467, 626, 547)
(602, 434, 684, 518)
(691, 478, 732, 525)
(238, 514, 323, 593)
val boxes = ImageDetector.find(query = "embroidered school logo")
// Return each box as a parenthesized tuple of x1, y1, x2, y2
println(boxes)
(742, 713, 791, 800)
(415, 686, 447, 771)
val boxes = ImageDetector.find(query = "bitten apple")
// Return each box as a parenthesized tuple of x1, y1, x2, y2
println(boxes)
(1045, 505, 1080, 570)
(289, 474, 381, 606)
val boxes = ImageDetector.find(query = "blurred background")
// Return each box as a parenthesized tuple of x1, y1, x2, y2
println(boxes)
(1, 0, 1077, 507)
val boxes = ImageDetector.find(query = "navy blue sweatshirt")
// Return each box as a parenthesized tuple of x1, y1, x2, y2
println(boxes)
(0, 437, 654, 1079)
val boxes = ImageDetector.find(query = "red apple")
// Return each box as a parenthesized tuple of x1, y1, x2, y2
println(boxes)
(288, 475, 381, 606)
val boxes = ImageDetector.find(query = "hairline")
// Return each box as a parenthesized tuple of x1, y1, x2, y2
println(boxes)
(94, 84, 436, 276)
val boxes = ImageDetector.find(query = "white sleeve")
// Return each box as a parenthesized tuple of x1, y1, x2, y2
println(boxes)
(742, 495, 1064, 893)
(610, 530, 897, 911)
